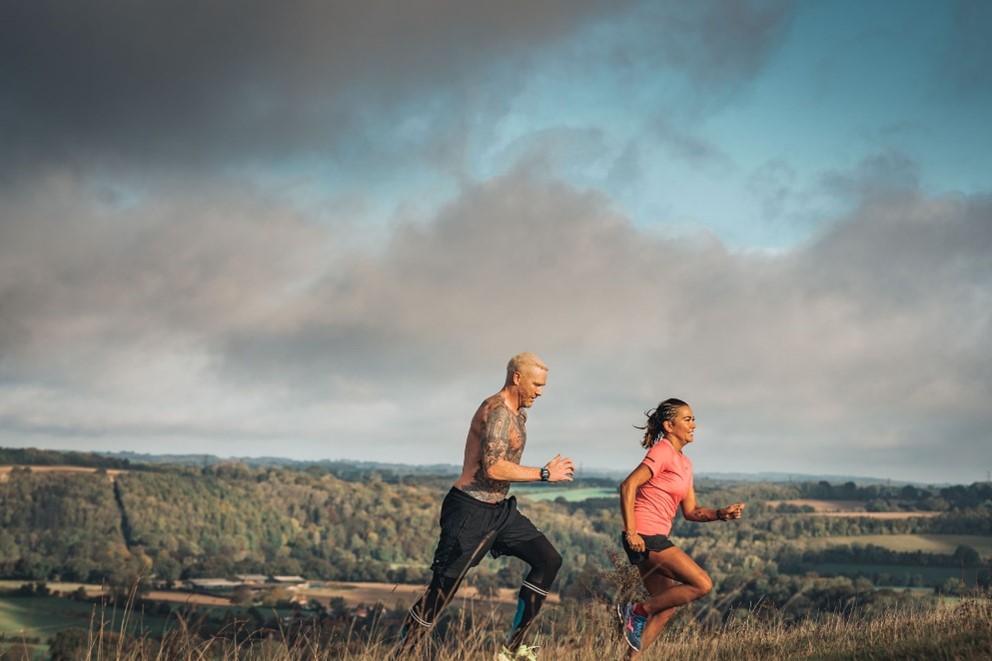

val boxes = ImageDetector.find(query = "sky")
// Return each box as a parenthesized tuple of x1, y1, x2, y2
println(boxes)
(1, 0, 990, 485)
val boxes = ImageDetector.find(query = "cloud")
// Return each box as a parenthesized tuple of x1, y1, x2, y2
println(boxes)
(5, 159, 986, 482)
(605, 0, 797, 104)
(0, 0, 614, 174)
(1, 1, 800, 181)
(0, 171, 326, 384)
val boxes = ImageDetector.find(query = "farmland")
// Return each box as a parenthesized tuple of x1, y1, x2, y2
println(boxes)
(1, 449, 990, 657)
(802, 533, 992, 558)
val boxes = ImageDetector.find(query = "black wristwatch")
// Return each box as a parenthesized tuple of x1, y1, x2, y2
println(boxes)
(540, 466, 550, 482)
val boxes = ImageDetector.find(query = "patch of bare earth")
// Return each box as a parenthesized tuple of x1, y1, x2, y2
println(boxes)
(766, 499, 940, 519)
(142, 591, 233, 606)
(0, 465, 127, 482)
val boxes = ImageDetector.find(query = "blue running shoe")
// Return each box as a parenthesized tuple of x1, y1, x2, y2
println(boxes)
(618, 601, 646, 651)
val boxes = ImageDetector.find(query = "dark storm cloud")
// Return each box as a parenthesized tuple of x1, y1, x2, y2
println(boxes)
(0, 1, 798, 176)
(0, 0, 614, 172)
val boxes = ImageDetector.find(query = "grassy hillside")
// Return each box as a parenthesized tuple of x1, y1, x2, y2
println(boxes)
(2, 591, 990, 660)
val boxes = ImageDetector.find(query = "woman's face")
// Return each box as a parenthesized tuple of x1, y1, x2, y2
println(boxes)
(665, 406, 696, 445)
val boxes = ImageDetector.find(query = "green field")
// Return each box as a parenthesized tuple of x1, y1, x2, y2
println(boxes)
(0, 594, 194, 658)
(513, 486, 617, 502)
(0, 596, 99, 658)
(803, 534, 992, 558)
(0, 596, 98, 637)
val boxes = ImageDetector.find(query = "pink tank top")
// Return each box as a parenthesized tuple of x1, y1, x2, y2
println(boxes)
(633, 439, 693, 536)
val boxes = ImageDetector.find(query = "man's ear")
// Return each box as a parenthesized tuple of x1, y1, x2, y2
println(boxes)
(511, 370, 521, 386)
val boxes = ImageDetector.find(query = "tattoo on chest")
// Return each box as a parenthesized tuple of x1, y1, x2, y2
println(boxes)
(460, 404, 526, 502)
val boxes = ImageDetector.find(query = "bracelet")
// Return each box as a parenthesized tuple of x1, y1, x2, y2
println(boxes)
(716, 509, 729, 521)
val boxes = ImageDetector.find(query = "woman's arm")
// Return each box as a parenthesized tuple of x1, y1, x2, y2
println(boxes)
(681, 484, 746, 522)
(619, 463, 652, 551)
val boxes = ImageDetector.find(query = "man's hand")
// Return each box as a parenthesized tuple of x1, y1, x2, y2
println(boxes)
(545, 454, 575, 482)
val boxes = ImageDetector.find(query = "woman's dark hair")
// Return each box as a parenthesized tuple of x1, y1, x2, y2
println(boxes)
(635, 398, 689, 449)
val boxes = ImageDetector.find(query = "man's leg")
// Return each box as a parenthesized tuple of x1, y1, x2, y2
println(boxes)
(396, 528, 498, 656)
(502, 535, 562, 649)
(396, 572, 460, 654)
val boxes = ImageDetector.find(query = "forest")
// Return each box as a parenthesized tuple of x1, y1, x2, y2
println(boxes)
(1, 447, 991, 620)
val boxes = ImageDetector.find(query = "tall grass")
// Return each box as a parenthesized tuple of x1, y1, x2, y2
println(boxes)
(15, 563, 991, 659)
(47, 585, 992, 660)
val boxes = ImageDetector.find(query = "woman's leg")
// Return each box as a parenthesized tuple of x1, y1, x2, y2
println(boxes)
(640, 546, 712, 615)
(626, 561, 677, 659)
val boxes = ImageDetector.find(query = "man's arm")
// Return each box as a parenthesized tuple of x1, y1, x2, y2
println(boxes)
(483, 407, 573, 482)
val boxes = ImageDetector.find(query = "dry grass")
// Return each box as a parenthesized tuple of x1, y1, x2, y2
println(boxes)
(45, 594, 992, 660)
(35, 561, 991, 661)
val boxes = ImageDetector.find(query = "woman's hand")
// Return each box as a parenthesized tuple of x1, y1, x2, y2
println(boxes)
(718, 502, 746, 521)
(625, 531, 645, 552)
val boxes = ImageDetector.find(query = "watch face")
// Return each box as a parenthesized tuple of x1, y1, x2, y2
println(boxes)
(541, 467, 550, 481)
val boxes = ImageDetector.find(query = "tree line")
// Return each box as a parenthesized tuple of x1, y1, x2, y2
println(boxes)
(2, 448, 990, 612)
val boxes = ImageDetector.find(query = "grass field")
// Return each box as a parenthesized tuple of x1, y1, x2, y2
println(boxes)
(0, 594, 299, 659)
(0, 595, 105, 658)
(804, 533, 992, 558)
(0, 595, 100, 635)
(513, 486, 617, 502)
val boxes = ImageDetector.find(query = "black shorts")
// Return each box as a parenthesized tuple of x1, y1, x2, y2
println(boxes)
(430, 487, 544, 579)
(620, 532, 675, 565)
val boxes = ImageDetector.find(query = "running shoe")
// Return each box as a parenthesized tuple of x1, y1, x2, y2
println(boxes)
(496, 643, 539, 660)
(618, 601, 646, 651)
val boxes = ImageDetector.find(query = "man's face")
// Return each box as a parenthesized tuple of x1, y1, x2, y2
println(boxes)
(517, 367, 547, 408)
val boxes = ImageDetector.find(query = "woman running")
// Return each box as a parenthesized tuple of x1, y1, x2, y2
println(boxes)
(617, 398, 745, 656)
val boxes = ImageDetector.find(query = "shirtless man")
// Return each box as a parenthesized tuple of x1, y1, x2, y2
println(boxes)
(395, 352, 575, 658)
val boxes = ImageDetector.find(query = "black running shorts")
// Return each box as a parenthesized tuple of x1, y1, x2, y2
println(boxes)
(430, 487, 544, 579)
(620, 532, 676, 565)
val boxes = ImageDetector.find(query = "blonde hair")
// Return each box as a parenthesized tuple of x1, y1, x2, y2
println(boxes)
(506, 352, 548, 380)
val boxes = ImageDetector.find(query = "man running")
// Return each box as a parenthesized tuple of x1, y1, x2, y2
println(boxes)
(395, 352, 575, 659)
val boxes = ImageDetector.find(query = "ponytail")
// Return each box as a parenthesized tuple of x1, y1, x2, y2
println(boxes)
(634, 398, 689, 449)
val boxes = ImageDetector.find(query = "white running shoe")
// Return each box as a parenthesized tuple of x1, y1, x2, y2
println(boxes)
(496, 643, 539, 660)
